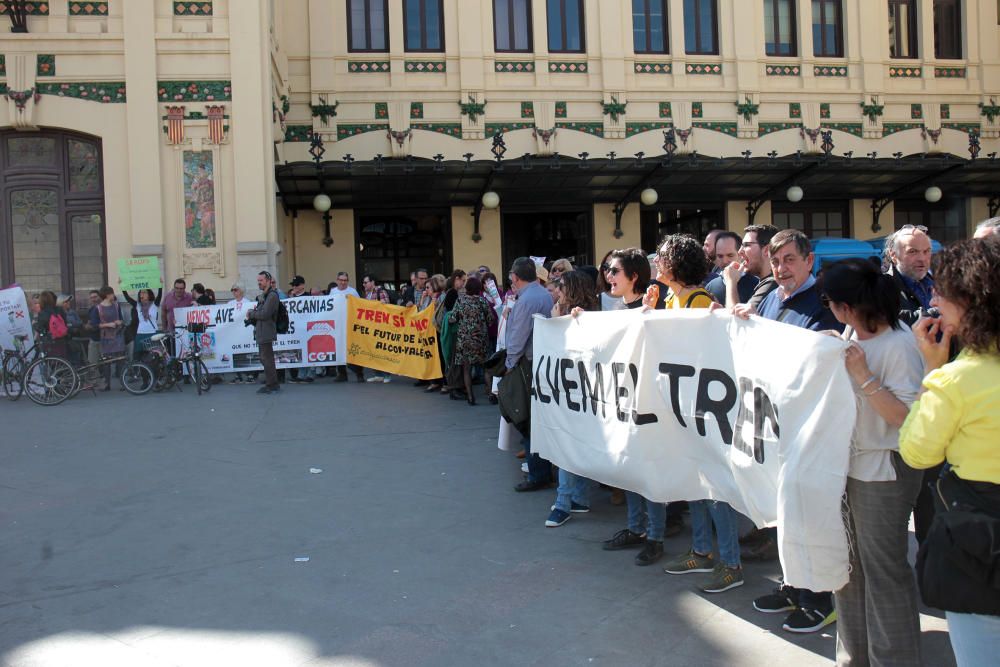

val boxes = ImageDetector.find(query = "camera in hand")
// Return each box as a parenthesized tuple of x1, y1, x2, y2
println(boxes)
(188, 322, 207, 334)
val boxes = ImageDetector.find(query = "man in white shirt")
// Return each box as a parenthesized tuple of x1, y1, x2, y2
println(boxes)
(329, 272, 364, 383)
(228, 284, 258, 385)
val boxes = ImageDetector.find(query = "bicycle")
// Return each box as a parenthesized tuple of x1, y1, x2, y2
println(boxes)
(22, 338, 155, 406)
(145, 323, 213, 395)
(1, 334, 38, 401)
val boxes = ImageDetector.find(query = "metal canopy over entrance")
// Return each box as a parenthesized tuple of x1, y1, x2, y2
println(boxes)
(275, 154, 1000, 215)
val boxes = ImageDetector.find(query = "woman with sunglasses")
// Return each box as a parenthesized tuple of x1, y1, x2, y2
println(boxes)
(899, 237, 1000, 666)
(817, 258, 925, 666)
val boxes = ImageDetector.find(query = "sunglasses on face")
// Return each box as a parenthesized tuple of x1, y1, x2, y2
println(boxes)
(605, 266, 623, 276)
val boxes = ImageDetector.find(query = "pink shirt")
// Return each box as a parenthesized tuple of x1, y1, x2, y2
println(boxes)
(162, 290, 194, 330)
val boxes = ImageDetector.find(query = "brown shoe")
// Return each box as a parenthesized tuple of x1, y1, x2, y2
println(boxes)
(515, 450, 526, 459)
(741, 537, 779, 562)
(610, 488, 626, 506)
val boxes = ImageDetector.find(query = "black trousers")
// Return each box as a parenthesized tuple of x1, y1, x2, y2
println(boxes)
(258, 340, 279, 389)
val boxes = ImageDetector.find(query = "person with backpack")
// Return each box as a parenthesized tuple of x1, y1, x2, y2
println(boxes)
(35, 290, 71, 360)
(246, 271, 282, 395)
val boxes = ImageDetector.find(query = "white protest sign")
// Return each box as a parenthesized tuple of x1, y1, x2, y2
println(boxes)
(174, 294, 348, 373)
(0, 286, 34, 352)
(530, 309, 855, 592)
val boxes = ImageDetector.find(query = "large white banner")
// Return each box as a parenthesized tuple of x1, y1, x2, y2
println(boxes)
(531, 309, 855, 592)
(174, 295, 347, 373)
(0, 286, 33, 352)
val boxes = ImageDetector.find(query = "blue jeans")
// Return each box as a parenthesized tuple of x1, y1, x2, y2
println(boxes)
(554, 469, 593, 512)
(690, 500, 741, 568)
(522, 437, 553, 484)
(947, 611, 1000, 667)
(626, 491, 666, 541)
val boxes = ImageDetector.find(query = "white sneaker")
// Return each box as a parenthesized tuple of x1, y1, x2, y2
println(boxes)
(365, 376, 382, 383)
(382, 376, 392, 384)
(521, 462, 529, 473)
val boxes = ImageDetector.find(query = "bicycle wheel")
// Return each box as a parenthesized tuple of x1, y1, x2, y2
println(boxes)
(2, 354, 25, 401)
(121, 361, 155, 395)
(192, 359, 211, 394)
(23, 357, 78, 406)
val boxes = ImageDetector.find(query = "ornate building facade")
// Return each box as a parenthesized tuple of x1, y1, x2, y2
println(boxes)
(2, 0, 998, 296)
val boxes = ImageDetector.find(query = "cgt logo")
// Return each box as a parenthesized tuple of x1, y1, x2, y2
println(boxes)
(307, 320, 336, 362)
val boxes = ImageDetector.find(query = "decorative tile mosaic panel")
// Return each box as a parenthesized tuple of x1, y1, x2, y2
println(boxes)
(659, 102, 672, 118)
(495, 61, 535, 73)
(36, 54, 55, 77)
(692, 121, 737, 137)
(882, 122, 923, 136)
(814, 65, 848, 77)
(0, 2, 48, 14)
(555, 121, 603, 137)
(934, 67, 966, 78)
(485, 122, 535, 134)
(554, 101, 567, 118)
(789, 103, 801, 119)
(549, 62, 588, 73)
(410, 102, 423, 119)
(405, 61, 446, 73)
(821, 122, 863, 137)
(940, 104, 950, 120)
(182, 150, 216, 249)
(888, 66, 922, 78)
(158, 81, 231, 102)
(173, 1, 212, 16)
(37, 81, 126, 103)
(820, 103, 831, 119)
(765, 64, 800, 76)
(69, 2, 108, 15)
(336, 123, 389, 140)
(691, 102, 703, 118)
(941, 122, 980, 133)
(284, 125, 312, 142)
(911, 104, 923, 120)
(520, 102, 534, 118)
(625, 122, 674, 138)
(634, 62, 672, 74)
(374, 102, 388, 119)
(758, 122, 803, 136)
(686, 63, 722, 75)
(410, 122, 461, 138)
(348, 61, 390, 73)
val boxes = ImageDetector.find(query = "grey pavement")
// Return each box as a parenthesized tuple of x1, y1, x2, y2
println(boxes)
(0, 376, 955, 667)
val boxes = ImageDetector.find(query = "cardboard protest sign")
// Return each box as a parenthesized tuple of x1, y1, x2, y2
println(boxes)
(531, 309, 855, 592)
(117, 257, 162, 291)
(346, 295, 440, 380)
(174, 294, 347, 373)
(0, 286, 33, 351)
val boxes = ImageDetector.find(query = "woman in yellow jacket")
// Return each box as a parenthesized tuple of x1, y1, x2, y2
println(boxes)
(899, 236, 1000, 667)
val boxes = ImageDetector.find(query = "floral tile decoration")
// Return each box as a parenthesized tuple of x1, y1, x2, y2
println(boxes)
(173, 1, 212, 16)
(158, 81, 231, 102)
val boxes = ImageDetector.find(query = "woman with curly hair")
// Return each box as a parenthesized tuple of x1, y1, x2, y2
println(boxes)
(899, 237, 1000, 666)
(656, 235, 746, 594)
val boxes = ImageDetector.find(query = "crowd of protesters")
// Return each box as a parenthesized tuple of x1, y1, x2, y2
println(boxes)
(12, 215, 999, 664)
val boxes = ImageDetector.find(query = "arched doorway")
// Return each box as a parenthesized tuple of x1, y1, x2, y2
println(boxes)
(0, 129, 107, 302)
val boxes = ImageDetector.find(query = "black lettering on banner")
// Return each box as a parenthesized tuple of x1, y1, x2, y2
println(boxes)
(545, 356, 561, 405)
(561, 358, 580, 412)
(577, 361, 605, 418)
(695, 369, 737, 444)
(732, 378, 780, 463)
(612, 362, 629, 423)
(732, 377, 755, 459)
(533, 355, 549, 403)
(628, 363, 659, 426)
(658, 363, 696, 427)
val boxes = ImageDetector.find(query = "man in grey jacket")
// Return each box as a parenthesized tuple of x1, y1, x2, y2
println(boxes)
(246, 271, 281, 394)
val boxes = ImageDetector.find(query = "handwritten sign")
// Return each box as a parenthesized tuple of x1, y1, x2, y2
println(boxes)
(117, 257, 162, 291)
(346, 296, 440, 380)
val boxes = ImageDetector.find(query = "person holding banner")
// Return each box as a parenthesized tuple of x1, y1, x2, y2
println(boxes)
(819, 259, 925, 666)
(123, 288, 162, 356)
(899, 237, 1000, 667)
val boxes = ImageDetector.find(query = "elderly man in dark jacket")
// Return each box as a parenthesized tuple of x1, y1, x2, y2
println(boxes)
(246, 270, 281, 394)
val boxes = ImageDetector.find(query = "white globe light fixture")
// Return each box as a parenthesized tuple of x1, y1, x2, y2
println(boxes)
(481, 191, 500, 209)
(924, 186, 943, 203)
(312, 193, 332, 212)
(640, 187, 659, 206)
(786, 185, 804, 203)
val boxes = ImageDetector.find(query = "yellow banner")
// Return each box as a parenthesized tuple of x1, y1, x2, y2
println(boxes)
(346, 296, 441, 380)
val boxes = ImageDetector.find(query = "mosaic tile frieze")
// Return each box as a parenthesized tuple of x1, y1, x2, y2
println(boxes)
(625, 122, 674, 138)
(554, 101, 567, 118)
(789, 103, 801, 119)
(882, 122, 923, 136)
(692, 121, 737, 137)
(485, 122, 535, 135)
(404, 61, 446, 73)
(410, 102, 424, 119)
(374, 102, 388, 119)
(814, 65, 848, 77)
(410, 122, 462, 138)
(0, 2, 48, 14)
(554, 121, 603, 137)
(634, 62, 672, 74)
(284, 125, 312, 142)
(336, 123, 389, 140)
(69, 2, 108, 15)
(520, 102, 534, 118)
(548, 62, 588, 73)
(495, 61, 535, 73)
(37, 81, 126, 103)
(934, 67, 966, 79)
(821, 122, 863, 137)
(348, 61, 390, 73)
(765, 64, 800, 76)
(658, 102, 672, 118)
(36, 54, 55, 77)
(686, 63, 722, 75)
(173, 2, 212, 16)
(940, 104, 950, 120)
(888, 66, 922, 78)
(758, 122, 803, 136)
(158, 81, 231, 102)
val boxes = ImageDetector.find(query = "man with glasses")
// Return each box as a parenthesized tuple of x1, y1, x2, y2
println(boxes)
(734, 230, 840, 634)
(716, 224, 780, 310)
(884, 224, 934, 326)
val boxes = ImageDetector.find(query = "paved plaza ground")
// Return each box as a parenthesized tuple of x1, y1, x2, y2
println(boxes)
(0, 377, 955, 667)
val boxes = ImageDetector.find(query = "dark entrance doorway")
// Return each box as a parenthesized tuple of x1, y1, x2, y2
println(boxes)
(0, 129, 107, 301)
(355, 211, 451, 294)
(641, 206, 722, 252)
(501, 210, 592, 273)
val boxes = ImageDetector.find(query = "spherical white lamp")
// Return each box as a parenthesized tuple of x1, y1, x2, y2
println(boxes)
(924, 186, 943, 203)
(786, 185, 804, 203)
(313, 193, 332, 213)
(640, 187, 659, 206)
(481, 191, 500, 209)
